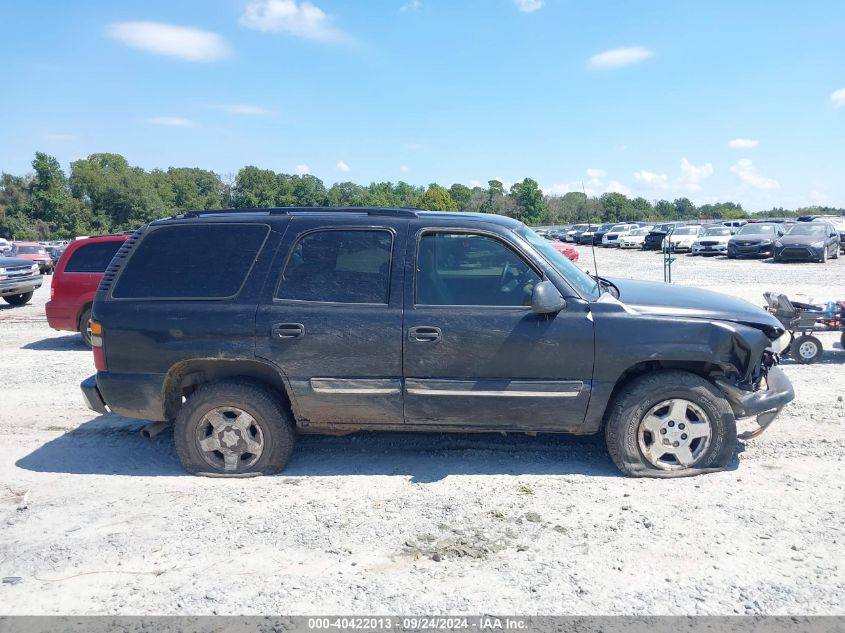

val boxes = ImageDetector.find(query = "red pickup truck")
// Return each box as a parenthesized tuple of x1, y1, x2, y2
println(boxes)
(46, 234, 127, 346)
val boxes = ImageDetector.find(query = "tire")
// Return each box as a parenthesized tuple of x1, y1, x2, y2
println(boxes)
(78, 305, 93, 348)
(840, 331, 845, 350)
(174, 379, 296, 477)
(604, 370, 736, 478)
(791, 335, 823, 364)
(819, 249, 827, 264)
(727, 253, 736, 259)
(3, 291, 33, 306)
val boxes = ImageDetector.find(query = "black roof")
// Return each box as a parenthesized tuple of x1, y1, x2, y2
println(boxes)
(162, 207, 524, 228)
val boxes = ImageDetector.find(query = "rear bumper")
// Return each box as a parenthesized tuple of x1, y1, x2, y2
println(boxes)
(0, 274, 42, 296)
(45, 300, 77, 331)
(84, 371, 168, 421)
(715, 366, 794, 439)
(80, 375, 109, 414)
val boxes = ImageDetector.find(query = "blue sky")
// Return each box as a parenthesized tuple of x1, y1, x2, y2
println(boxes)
(1, 0, 843, 210)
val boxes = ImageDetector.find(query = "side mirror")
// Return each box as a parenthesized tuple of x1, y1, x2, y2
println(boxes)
(531, 280, 567, 314)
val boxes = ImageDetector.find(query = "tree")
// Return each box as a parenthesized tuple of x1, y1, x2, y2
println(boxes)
(418, 184, 456, 211)
(448, 183, 472, 210)
(231, 166, 279, 208)
(510, 178, 546, 224)
(599, 192, 633, 223)
(673, 197, 696, 219)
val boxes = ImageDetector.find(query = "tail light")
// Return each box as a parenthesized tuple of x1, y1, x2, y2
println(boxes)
(90, 321, 107, 371)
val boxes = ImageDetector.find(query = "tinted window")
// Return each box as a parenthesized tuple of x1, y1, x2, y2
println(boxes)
(737, 224, 776, 236)
(65, 241, 122, 273)
(277, 230, 392, 304)
(416, 232, 540, 306)
(113, 224, 269, 299)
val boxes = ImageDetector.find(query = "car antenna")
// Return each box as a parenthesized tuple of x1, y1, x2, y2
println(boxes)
(583, 181, 600, 290)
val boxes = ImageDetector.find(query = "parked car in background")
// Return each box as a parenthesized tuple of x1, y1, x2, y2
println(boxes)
(618, 227, 653, 249)
(816, 217, 845, 253)
(578, 223, 613, 245)
(589, 223, 616, 246)
(0, 238, 11, 255)
(662, 226, 701, 252)
(10, 242, 54, 273)
(46, 245, 65, 263)
(550, 240, 579, 262)
(727, 223, 783, 259)
(564, 224, 589, 242)
(601, 223, 640, 247)
(691, 226, 733, 256)
(45, 234, 128, 347)
(773, 222, 840, 263)
(643, 222, 686, 251)
(0, 255, 43, 305)
(722, 220, 748, 231)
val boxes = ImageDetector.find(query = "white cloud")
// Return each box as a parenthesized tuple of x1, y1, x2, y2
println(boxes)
(399, 165, 410, 172)
(586, 168, 607, 179)
(400, 0, 422, 11)
(106, 22, 230, 62)
(514, 0, 544, 13)
(810, 189, 829, 204)
(336, 160, 350, 172)
(633, 169, 669, 189)
(678, 157, 713, 192)
(146, 116, 199, 127)
(730, 158, 779, 190)
(588, 46, 653, 70)
(294, 164, 310, 174)
(606, 180, 632, 196)
(469, 180, 483, 188)
(240, 0, 352, 44)
(831, 88, 845, 108)
(728, 138, 759, 149)
(216, 103, 277, 116)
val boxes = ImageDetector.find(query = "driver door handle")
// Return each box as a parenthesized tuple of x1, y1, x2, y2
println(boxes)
(409, 326, 441, 343)
(272, 323, 305, 339)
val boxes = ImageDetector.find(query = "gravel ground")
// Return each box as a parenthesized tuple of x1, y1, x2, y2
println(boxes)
(1, 248, 843, 615)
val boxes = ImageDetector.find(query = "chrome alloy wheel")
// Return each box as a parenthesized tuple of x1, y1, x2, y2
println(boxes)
(196, 407, 265, 473)
(637, 398, 712, 470)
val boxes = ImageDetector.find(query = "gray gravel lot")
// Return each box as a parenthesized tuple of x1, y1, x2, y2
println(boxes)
(1, 247, 843, 615)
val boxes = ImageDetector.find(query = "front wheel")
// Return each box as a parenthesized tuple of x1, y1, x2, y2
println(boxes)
(174, 380, 296, 477)
(791, 335, 822, 364)
(605, 371, 736, 477)
(3, 292, 33, 306)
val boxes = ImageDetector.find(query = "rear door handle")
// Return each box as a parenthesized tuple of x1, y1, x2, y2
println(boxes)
(272, 323, 305, 339)
(409, 326, 442, 343)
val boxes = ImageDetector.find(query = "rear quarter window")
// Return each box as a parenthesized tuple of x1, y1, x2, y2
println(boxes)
(64, 241, 123, 273)
(112, 223, 270, 299)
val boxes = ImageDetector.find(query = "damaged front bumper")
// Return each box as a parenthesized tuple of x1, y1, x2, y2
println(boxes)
(716, 365, 794, 440)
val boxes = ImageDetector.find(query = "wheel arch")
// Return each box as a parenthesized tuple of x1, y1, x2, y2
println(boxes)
(162, 358, 297, 422)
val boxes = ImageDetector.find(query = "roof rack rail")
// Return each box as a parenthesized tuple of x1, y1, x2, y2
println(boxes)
(179, 206, 420, 219)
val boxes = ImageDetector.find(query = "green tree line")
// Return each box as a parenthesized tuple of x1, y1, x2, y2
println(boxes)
(1, 152, 841, 240)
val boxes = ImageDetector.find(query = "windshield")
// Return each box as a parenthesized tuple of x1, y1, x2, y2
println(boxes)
(570, 224, 586, 232)
(609, 224, 628, 232)
(673, 227, 699, 235)
(737, 224, 776, 236)
(787, 223, 827, 237)
(630, 228, 650, 236)
(702, 227, 731, 236)
(516, 226, 599, 300)
(17, 245, 45, 254)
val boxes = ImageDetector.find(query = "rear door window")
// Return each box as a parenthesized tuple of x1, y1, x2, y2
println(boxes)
(64, 241, 123, 273)
(276, 229, 393, 304)
(112, 224, 270, 299)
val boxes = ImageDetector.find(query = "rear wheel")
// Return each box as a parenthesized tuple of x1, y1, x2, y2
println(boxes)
(791, 335, 822, 364)
(605, 371, 736, 478)
(174, 379, 296, 477)
(3, 292, 33, 306)
(78, 306, 93, 348)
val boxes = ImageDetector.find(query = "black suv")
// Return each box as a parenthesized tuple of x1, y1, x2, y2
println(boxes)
(642, 222, 686, 251)
(81, 208, 794, 478)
